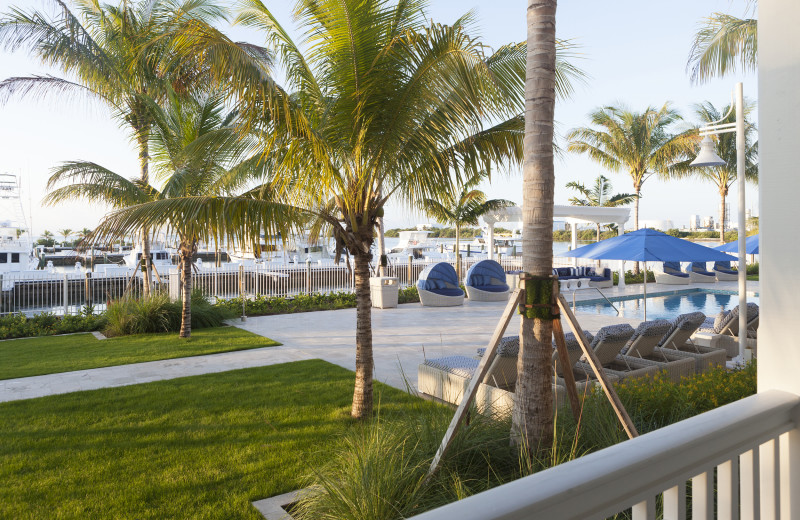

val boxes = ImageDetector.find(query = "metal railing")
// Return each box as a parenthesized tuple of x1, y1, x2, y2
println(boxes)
(571, 286, 621, 315)
(411, 390, 800, 520)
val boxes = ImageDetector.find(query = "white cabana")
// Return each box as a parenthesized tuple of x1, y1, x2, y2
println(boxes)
(481, 205, 631, 287)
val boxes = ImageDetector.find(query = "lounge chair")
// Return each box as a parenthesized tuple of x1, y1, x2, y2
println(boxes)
(417, 262, 465, 307)
(654, 262, 691, 285)
(685, 262, 716, 283)
(712, 260, 739, 282)
(695, 303, 759, 357)
(573, 324, 661, 381)
(465, 259, 510, 302)
(418, 337, 592, 415)
(654, 312, 726, 370)
(617, 320, 696, 383)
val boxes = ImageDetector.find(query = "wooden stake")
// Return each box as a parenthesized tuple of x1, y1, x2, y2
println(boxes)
(552, 317, 581, 421)
(427, 289, 523, 477)
(557, 294, 638, 439)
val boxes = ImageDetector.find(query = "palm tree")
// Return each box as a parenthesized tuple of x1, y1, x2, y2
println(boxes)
(420, 172, 514, 277)
(77, 228, 93, 243)
(566, 104, 695, 273)
(0, 0, 256, 295)
(565, 175, 637, 241)
(688, 3, 757, 83)
(510, 0, 559, 454)
(151, 0, 543, 419)
(58, 228, 72, 246)
(46, 91, 286, 338)
(671, 101, 758, 244)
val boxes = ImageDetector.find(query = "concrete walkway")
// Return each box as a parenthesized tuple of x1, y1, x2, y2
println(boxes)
(0, 280, 754, 403)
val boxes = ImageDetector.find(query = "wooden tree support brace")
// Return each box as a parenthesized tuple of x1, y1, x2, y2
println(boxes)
(427, 288, 524, 478)
(557, 294, 639, 439)
(552, 317, 582, 421)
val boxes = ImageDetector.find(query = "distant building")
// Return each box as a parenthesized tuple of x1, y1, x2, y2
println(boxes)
(639, 219, 674, 231)
(689, 214, 700, 231)
(702, 216, 715, 229)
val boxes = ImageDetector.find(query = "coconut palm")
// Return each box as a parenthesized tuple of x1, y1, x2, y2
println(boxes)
(511, 0, 559, 453)
(566, 175, 637, 241)
(420, 172, 514, 277)
(46, 90, 291, 338)
(0, 0, 263, 295)
(58, 228, 72, 245)
(671, 101, 758, 244)
(77, 228, 93, 243)
(688, 3, 757, 84)
(151, 0, 542, 419)
(566, 104, 695, 273)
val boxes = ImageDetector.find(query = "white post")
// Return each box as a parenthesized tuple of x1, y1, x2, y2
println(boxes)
(759, 0, 800, 514)
(735, 82, 747, 360)
(570, 221, 578, 267)
(617, 221, 626, 288)
(487, 224, 495, 260)
(63, 273, 69, 315)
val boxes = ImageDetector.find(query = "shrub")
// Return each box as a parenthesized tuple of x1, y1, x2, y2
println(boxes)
(105, 291, 232, 337)
(0, 312, 106, 340)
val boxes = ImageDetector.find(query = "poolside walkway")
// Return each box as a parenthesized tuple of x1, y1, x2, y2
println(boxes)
(0, 280, 752, 403)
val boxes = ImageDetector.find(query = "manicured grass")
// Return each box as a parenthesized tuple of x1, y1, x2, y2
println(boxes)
(0, 327, 280, 380)
(0, 360, 438, 519)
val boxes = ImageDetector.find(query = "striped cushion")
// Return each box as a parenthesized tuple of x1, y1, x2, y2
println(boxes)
(423, 356, 478, 379)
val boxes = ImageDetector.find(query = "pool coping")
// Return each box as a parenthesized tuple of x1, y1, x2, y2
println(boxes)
(575, 287, 760, 307)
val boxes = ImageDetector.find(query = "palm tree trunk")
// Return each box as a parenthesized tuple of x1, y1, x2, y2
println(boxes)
(719, 191, 727, 245)
(512, 0, 556, 454)
(632, 186, 641, 275)
(179, 245, 192, 338)
(136, 124, 152, 297)
(350, 249, 373, 419)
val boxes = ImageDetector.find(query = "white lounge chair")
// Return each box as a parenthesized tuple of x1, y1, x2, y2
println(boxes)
(695, 303, 759, 357)
(464, 259, 509, 302)
(654, 262, 691, 285)
(712, 261, 739, 282)
(417, 262, 465, 307)
(685, 262, 716, 283)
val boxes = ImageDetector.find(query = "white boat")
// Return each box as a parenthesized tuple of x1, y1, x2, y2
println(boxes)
(0, 174, 39, 286)
(229, 233, 335, 266)
(387, 230, 448, 261)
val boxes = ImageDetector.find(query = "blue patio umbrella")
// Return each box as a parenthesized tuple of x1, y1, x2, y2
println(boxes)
(714, 233, 759, 255)
(560, 228, 735, 319)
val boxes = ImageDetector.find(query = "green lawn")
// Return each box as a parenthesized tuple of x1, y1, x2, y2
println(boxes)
(0, 360, 437, 519)
(0, 327, 280, 380)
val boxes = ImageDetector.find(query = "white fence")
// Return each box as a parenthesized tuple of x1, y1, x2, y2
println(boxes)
(411, 390, 800, 520)
(0, 254, 615, 316)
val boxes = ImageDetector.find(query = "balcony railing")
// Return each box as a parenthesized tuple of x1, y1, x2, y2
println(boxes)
(412, 390, 800, 520)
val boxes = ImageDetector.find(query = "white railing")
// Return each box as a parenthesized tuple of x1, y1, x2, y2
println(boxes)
(0, 255, 616, 315)
(411, 390, 800, 520)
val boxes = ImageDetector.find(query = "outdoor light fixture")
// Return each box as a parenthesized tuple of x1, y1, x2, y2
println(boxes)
(690, 136, 726, 168)
(691, 82, 749, 362)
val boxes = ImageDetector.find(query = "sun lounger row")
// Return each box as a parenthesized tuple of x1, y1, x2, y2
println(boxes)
(655, 261, 745, 284)
(693, 302, 759, 357)
(417, 311, 728, 417)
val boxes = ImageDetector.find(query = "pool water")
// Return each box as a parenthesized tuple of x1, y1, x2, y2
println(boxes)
(574, 289, 759, 321)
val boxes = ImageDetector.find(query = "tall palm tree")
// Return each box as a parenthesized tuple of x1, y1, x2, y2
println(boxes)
(688, 3, 757, 84)
(420, 172, 514, 277)
(566, 104, 695, 273)
(155, 0, 539, 419)
(671, 101, 758, 244)
(0, 0, 256, 295)
(58, 228, 72, 245)
(566, 175, 637, 241)
(512, 0, 558, 453)
(77, 228, 93, 243)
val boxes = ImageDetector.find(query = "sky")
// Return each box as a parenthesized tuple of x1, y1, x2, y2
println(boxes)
(0, 0, 758, 236)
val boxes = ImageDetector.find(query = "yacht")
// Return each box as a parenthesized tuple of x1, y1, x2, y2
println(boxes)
(0, 174, 38, 281)
(386, 230, 447, 261)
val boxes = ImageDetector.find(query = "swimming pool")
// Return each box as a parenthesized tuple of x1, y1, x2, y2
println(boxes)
(574, 289, 759, 321)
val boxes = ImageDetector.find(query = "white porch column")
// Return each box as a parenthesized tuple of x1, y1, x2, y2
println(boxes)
(617, 221, 625, 288)
(759, 0, 800, 512)
(487, 224, 495, 260)
(570, 222, 578, 267)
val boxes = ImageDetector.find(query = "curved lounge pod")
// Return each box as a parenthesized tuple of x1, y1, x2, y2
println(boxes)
(417, 262, 465, 307)
(465, 259, 509, 301)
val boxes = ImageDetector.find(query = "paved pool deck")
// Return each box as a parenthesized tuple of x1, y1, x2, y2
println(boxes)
(0, 280, 752, 403)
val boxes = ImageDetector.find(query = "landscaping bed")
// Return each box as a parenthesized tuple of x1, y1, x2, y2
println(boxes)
(0, 327, 279, 380)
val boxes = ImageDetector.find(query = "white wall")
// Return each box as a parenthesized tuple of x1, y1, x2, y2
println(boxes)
(758, 0, 800, 395)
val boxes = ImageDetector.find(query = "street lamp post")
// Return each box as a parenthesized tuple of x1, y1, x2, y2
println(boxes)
(690, 82, 748, 361)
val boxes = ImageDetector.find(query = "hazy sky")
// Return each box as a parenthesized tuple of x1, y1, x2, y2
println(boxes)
(0, 0, 757, 236)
